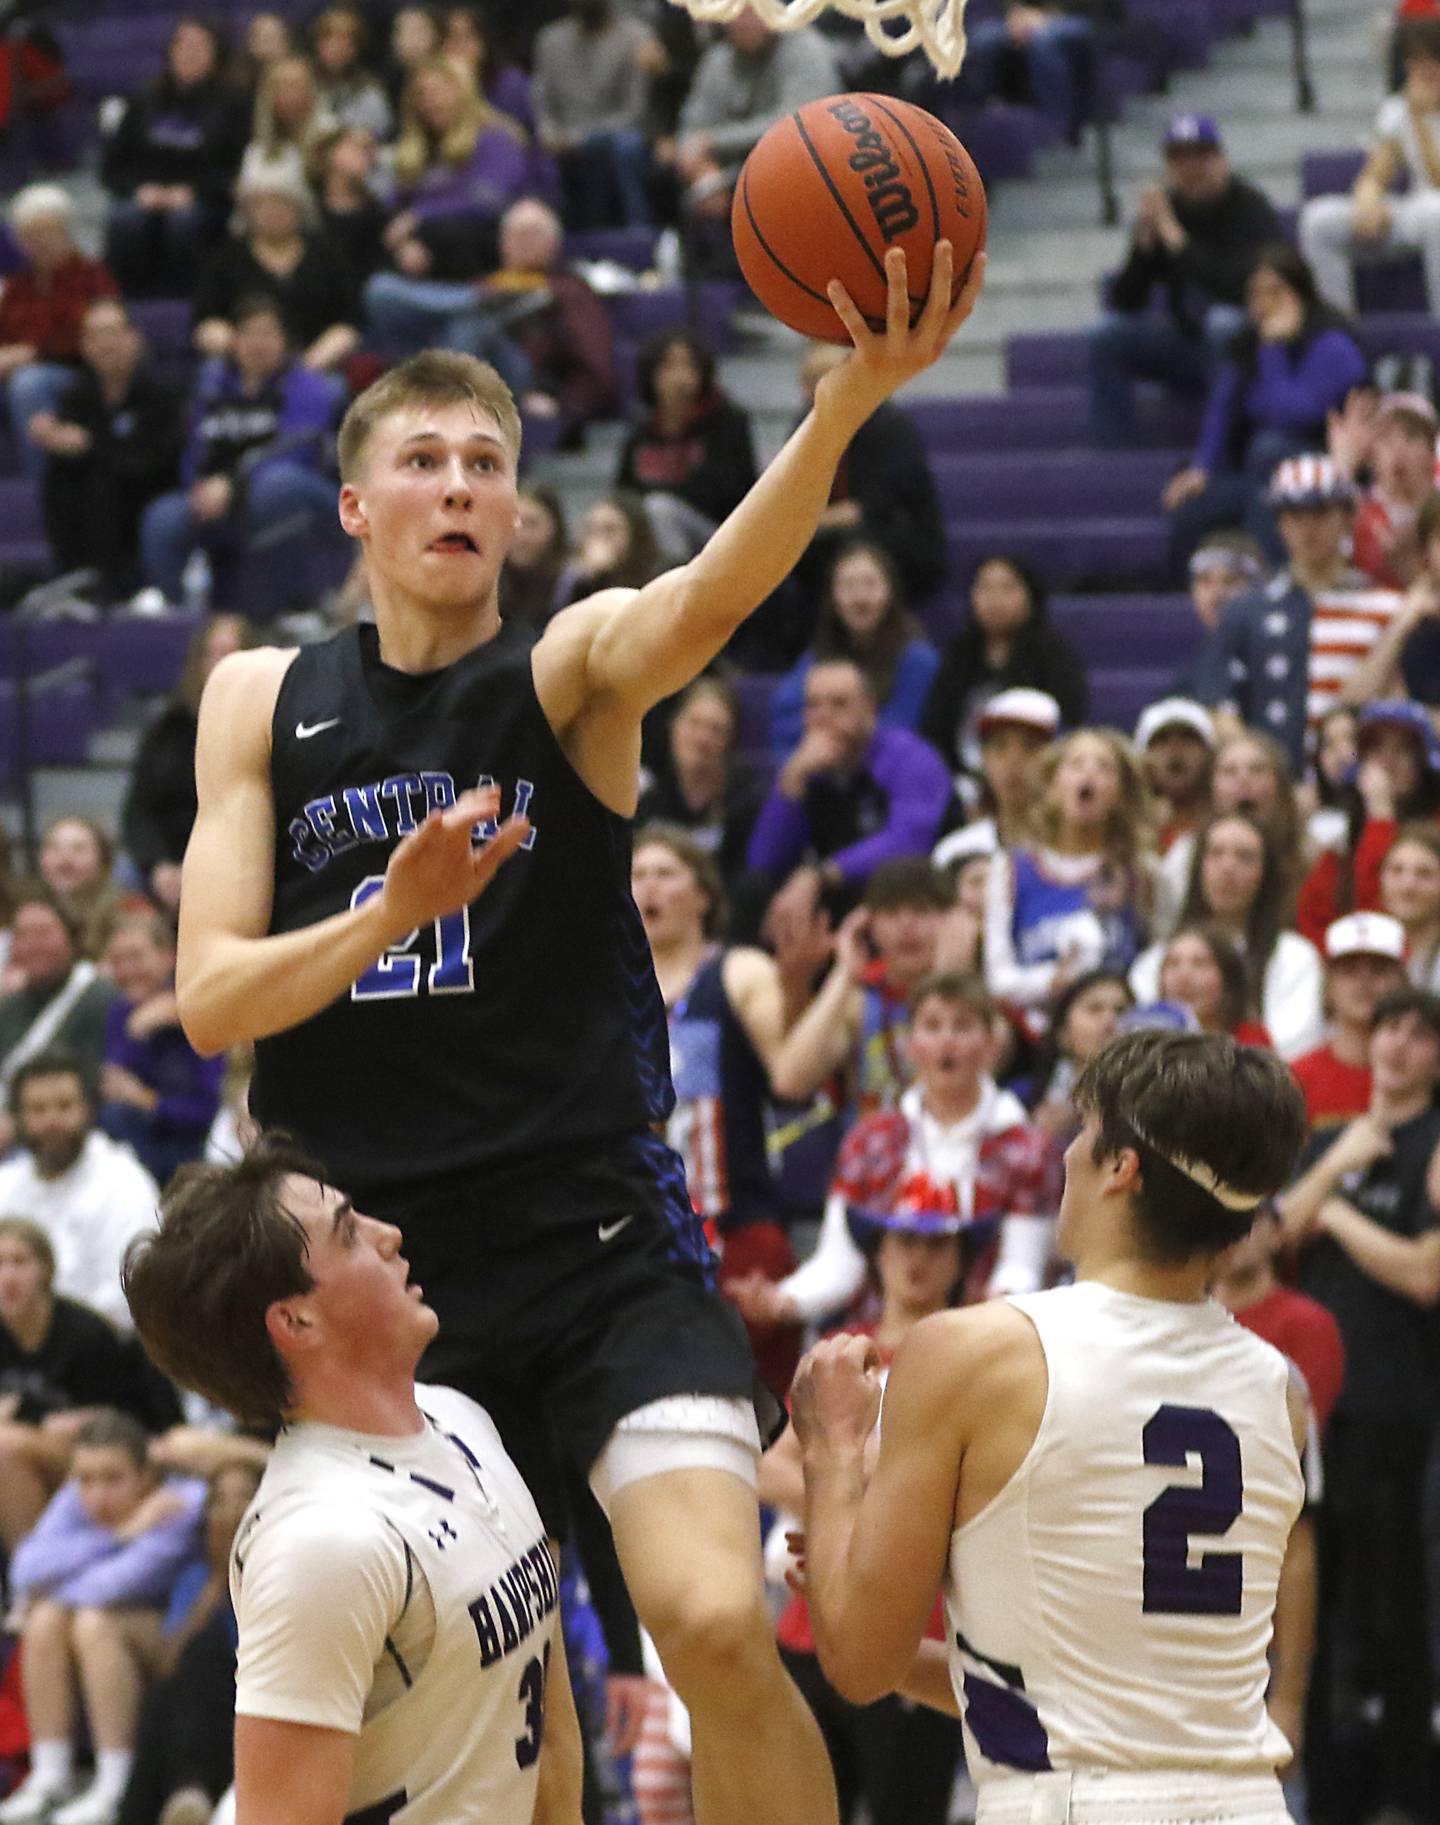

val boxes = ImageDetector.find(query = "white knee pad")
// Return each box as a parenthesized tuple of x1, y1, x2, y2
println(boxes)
(589, 1395, 762, 1516)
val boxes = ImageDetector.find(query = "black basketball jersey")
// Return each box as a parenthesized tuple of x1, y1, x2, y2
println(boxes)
(251, 621, 674, 1194)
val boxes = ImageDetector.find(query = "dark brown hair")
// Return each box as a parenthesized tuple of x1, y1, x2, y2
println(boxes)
(633, 823, 727, 939)
(811, 538, 922, 709)
(1178, 811, 1292, 998)
(1160, 921, 1256, 1034)
(909, 969, 994, 1025)
(863, 857, 953, 915)
(123, 1133, 325, 1428)
(1074, 1029, 1306, 1262)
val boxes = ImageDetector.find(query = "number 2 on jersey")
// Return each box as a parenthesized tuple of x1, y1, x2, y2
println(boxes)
(349, 876, 475, 1000)
(1141, 1404, 1243, 1615)
(515, 1641, 551, 1769)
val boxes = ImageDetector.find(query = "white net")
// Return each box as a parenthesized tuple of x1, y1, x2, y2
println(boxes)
(664, 0, 969, 78)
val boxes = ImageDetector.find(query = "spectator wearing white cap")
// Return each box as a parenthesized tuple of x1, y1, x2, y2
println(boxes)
(1135, 697, 1217, 942)
(1328, 390, 1439, 590)
(932, 688, 1059, 866)
(1191, 454, 1404, 768)
(1292, 912, 1408, 1131)
(1299, 14, 1440, 314)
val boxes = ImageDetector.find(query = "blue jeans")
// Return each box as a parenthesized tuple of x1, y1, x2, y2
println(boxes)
(1087, 304, 1246, 448)
(965, 14, 1093, 131)
(140, 460, 341, 605)
(1167, 428, 1315, 577)
(363, 273, 536, 394)
(7, 359, 72, 480)
(559, 129, 652, 229)
(104, 198, 212, 295)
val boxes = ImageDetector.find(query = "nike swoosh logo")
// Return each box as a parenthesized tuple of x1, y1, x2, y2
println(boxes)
(598, 1216, 634, 1244)
(296, 718, 342, 740)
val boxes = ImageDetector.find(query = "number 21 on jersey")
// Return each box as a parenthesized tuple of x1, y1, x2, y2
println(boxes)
(348, 877, 474, 1000)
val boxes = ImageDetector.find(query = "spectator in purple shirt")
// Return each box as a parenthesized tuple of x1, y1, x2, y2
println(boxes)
(1162, 243, 1369, 571)
(381, 56, 532, 281)
(99, 912, 222, 1187)
(138, 296, 342, 609)
(4, 1410, 205, 1825)
(747, 658, 955, 925)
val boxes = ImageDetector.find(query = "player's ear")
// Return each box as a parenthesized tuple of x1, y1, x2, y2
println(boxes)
(265, 1295, 317, 1354)
(1110, 1146, 1144, 1196)
(338, 481, 367, 538)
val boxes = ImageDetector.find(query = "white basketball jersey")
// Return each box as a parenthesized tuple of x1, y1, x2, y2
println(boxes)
(232, 1385, 559, 1824)
(943, 1283, 1303, 1783)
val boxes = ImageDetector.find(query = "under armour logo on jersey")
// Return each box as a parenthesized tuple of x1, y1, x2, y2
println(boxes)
(296, 717, 342, 740)
(429, 1518, 458, 1550)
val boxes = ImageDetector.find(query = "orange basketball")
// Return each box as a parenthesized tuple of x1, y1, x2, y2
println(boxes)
(731, 92, 987, 343)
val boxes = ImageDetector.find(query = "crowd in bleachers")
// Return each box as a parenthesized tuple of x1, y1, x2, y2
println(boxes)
(0, 1, 1437, 1823)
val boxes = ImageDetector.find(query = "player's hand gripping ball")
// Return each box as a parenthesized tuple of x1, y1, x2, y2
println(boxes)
(732, 92, 988, 342)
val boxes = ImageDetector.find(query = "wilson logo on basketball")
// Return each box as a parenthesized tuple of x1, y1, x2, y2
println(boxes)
(827, 98, 919, 242)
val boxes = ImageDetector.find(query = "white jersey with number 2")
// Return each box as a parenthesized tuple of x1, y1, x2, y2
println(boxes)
(231, 1384, 559, 1825)
(943, 1282, 1303, 1785)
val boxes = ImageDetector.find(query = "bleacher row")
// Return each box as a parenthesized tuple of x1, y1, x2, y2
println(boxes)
(0, 0, 1388, 799)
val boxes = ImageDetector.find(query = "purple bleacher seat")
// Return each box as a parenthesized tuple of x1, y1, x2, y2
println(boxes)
(566, 229, 659, 273)
(1088, 666, 1184, 731)
(734, 671, 780, 759)
(931, 104, 1047, 184)
(0, 615, 198, 712)
(941, 515, 1171, 599)
(931, 449, 1183, 519)
(1006, 332, 1089, 391)
(1365, 312, 1440, 369)
(1302, 149, 1368, 201)
(129, 298, 194, 356)
(1047, 593, 1200, 668)
(909, 387, 1200, 453)
(602, 283, 741, 353)
(0, 671, 99, 784)
(1125, 0, 1212, 70)
(1358, 255, 1428, 315)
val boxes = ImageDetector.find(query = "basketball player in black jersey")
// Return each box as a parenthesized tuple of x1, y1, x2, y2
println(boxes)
(175, 243, 984, 1825)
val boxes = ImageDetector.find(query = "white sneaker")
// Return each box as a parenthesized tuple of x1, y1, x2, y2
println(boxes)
(0, 1775, 75, 1825)
(50, 1785, 120, 1825)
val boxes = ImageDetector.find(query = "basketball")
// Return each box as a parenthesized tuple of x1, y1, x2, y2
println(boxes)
(731, 92, 988, 344)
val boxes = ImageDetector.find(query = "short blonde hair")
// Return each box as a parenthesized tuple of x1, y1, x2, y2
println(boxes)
(337, 350, 522, 480)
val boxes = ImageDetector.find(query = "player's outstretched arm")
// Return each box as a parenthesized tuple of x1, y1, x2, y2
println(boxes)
(177, 651, 529, 1055)
(541, 246, 985, 726)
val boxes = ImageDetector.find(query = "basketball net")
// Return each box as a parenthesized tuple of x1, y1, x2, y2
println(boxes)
(664, 0, 969, 78)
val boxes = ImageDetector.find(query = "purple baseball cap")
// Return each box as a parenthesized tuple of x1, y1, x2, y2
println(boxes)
(1164, 113, 1222, 153)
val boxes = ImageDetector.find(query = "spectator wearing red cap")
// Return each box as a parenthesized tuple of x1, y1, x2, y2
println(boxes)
(1297, 700, 1440, 945)
(1301, 15, 1440, 314)
(1329, 389, 1439, 589)
(1291, 912, 1409, 1129)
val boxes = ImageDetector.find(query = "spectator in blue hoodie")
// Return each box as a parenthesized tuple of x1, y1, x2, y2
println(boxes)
(137, 295, 341, 609)
(1162, 244, 1369, 569)
(3, 1410, 205, 1825)
(99, 912, 222, 1187)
